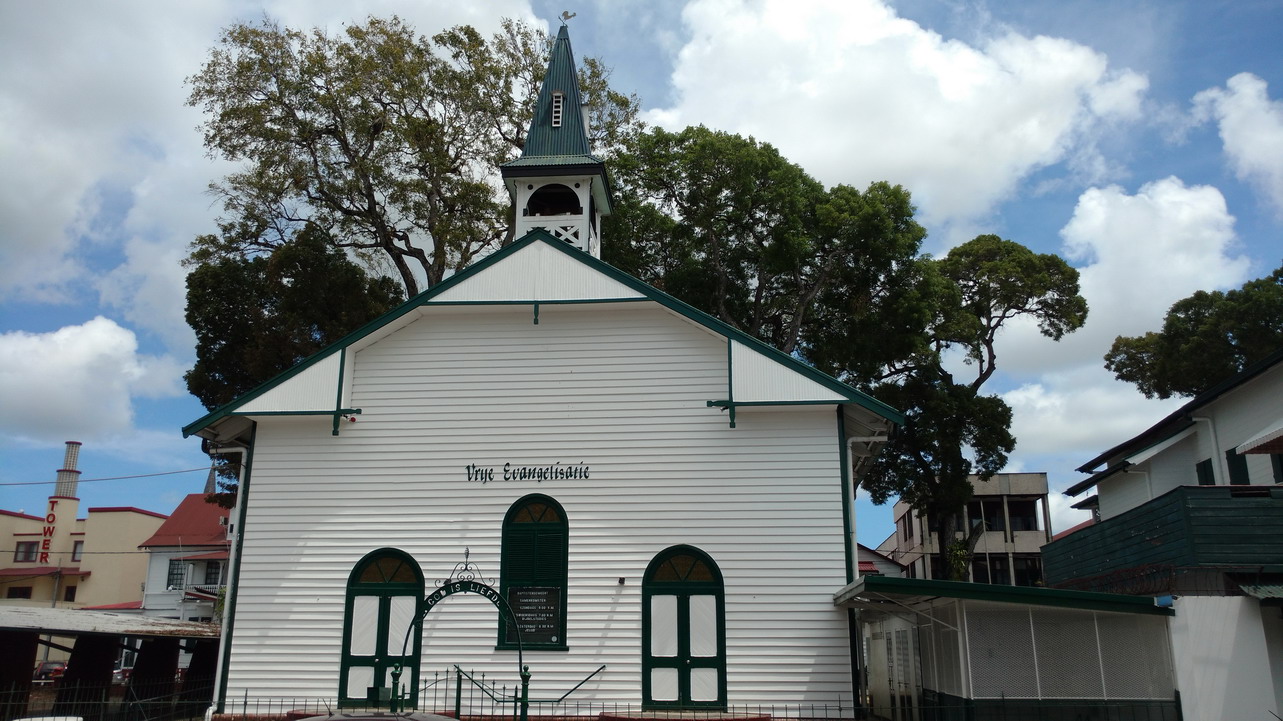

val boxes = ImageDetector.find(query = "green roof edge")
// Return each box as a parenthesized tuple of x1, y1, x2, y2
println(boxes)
(184, 230, 902, 437)
(841, 575, 1174, 616)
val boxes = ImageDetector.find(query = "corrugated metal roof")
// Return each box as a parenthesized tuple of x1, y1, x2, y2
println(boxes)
(0, 606, 219, 638)
(1238, 583, 1283, 600)
(138, 493, 229, 548)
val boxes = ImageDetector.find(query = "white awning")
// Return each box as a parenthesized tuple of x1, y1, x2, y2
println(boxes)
(1237, 419, 1283, 455)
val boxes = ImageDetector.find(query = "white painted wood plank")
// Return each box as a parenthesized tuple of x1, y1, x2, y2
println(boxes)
(430, 241, 645, 302)
(238, 351, 341, 413)
(730, 340, 846, 403)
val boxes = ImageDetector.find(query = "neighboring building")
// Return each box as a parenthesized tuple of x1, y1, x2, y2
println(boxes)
(856, 544, 905, 578)
(184, 25, 901, 715)
(1044, 349, 1283, 720)
(139, 494, 231, 622)
(1, 442, 167, 611)
(877, 472, 1053, 585)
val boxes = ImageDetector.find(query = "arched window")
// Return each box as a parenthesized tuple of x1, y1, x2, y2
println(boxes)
(524, 183, 582, 217)
(499, 495, 568, 649)
(340, 548, 423, 708)
(642, 545, 726, 709)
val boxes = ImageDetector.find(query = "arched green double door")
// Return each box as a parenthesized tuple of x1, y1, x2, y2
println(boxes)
(642, 545, 727, 709)
(339, 549, 423, 708)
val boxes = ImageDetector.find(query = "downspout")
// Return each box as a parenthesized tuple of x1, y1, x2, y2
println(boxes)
(1124, 468, 1153, 500)
(206, 433, 254, 717)
(1191, 416, 1223, 484)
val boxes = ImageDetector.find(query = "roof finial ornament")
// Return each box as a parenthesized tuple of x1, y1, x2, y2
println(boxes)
(560, 10, 577, 25)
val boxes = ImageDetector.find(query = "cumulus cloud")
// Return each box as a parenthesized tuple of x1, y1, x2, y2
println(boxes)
(0, 318, 186, 443)
(648, 0, 1148, 233)
(0, 0, 535, 353)
(996, 176, 1250, 376)
(1193, 72, 1283, 214)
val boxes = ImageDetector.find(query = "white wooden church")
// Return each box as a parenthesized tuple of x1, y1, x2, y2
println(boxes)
(185, 25, 900, 715)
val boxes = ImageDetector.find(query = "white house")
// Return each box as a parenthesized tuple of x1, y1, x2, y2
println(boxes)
(138, 493, 230, 622)
(1046, 349, 1283, 720)
(184, 25, 900, 716)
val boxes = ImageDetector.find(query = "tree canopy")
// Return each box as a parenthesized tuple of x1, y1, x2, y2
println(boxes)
(1105, 262, 1283, 399)
(185, 226, 403, 410)
(187, 16, 642, 296)
(607, 129, 1089, 577)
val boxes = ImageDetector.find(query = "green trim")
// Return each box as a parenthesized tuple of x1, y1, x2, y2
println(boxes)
(185, 230, 902, 437)
(641, 545, 727, 710)
(706, 399, 847, 408)
(222, 409, 361, 417)
(498, 494, 569, 650)
(215, 425, 255, 713)
(725, 341, 735, 429)
(532, 302, 539, 325)
(837, 408, 854, 585)
(835, 575, 1175, 616)
(429, 297, 647, 306)
(332, 348, 347, 436)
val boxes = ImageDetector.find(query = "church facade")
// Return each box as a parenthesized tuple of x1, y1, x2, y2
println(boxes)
(185, 25, 900, 714)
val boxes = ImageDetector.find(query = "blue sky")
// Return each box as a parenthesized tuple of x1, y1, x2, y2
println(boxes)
(2, 0, 1280, 548)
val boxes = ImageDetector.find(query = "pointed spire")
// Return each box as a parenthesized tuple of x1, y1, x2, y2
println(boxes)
(518, 25, 594, 161)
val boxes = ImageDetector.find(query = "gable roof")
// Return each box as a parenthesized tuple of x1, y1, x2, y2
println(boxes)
(138, 494, 229, 548)
(1068, 347, 1283, 494)
(185, 231, 902, 438)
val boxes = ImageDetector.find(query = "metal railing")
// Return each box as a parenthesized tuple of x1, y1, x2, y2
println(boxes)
(2, 679, 215, 721)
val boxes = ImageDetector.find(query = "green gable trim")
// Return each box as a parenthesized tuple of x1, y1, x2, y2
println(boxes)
(835, 575, 1174, 617)
(185, 229, 901, 437)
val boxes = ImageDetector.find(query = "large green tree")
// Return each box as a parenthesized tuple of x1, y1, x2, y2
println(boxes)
(1105, 262, 1283, 399)
(608, 135, 1089, 579)
(185, 226, 404, 410)
(187, 16, 642, 295)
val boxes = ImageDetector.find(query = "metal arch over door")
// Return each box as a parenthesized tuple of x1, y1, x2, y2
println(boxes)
(642, 545, 726, 710)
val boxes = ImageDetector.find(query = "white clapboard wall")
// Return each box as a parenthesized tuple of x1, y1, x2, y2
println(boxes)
(223, 301, 855, 706)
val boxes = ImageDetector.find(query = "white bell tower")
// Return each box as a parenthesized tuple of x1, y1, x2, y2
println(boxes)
(501, 24, 611, 258)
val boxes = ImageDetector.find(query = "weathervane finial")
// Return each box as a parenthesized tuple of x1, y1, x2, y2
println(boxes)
(560, 10, 577, 25)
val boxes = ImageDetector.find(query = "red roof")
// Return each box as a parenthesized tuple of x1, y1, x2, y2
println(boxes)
(176, 550, 229, 561)
(858, 561, 880, 573)
(138, 494, 230, 548)
(1052, 518, 1096, 541)
(0, 509, 41, 521)
(88, 507, 168, 519)
(80, 600, 143, 610)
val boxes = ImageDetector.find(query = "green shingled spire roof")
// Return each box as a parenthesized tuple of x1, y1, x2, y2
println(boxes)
(502, 24, 601, 167)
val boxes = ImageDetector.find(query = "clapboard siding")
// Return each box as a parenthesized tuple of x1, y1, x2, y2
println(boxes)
(225, 303, 855, 705)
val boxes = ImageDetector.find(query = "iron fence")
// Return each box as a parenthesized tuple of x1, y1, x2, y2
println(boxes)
(2, 679, 215, 721)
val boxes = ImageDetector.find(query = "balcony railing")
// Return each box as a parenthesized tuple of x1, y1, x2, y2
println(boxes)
(1043, 484, 1283, 593)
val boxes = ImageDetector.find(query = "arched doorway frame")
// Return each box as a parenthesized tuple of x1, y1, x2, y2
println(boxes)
(641, 544, 727, 710)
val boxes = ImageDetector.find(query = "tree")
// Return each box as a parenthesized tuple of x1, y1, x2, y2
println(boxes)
(610, 153, 1089, 579)
(605, 126, 929, 359)
(187, 16, 642, 295)
(1105, 262, 1283, 399)
(185, 226, 404, 411)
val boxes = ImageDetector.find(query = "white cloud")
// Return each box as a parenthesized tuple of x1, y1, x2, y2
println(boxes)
(995, 176, 1250, 376)
(0, 318, 186, 443)
(647, 0, 1148, 233)
(0, 0, 535, 354)
(1193, 72, 1283, 214)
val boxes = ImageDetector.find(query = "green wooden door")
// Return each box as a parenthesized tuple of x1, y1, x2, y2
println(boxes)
(340, 549, 423, 707)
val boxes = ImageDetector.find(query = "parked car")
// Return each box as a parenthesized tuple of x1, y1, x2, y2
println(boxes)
(33, 661, 66, 681)
(112, 663, 133, 685)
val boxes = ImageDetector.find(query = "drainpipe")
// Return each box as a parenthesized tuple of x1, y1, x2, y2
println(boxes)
(1191, 416, 1223, 484)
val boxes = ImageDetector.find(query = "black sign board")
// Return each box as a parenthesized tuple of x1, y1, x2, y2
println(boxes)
(507, 586, 562, 644)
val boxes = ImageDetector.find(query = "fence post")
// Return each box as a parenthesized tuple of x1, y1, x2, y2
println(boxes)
(454, 667, 463, 720)
(519, 665, 530, 721)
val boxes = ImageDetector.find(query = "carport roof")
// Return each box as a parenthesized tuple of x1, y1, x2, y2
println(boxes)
(0, 606, 219, 638)
(834, 575, 1173, 616)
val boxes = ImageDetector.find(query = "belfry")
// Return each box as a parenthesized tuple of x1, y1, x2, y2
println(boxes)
(501, 25, 611, 258)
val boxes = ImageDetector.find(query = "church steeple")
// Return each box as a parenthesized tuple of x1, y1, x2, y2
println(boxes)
(501, 24, 611, 258)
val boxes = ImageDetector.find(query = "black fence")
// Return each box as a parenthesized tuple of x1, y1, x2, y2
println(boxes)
(2, 679, 215, 721)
